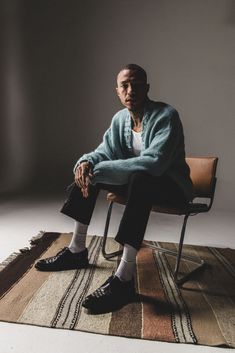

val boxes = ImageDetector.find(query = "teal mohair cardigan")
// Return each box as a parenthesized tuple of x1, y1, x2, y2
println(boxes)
(74, 100, 194, 201)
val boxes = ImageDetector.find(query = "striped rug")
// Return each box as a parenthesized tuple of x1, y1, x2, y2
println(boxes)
(0, 232, 234, 348)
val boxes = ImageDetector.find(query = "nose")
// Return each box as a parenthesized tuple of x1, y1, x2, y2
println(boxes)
(127, 83, 135, 95)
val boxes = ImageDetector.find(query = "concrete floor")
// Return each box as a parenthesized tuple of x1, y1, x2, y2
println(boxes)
(0, 191, 234, 353)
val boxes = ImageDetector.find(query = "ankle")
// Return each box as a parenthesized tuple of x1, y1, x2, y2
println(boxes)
(115, 273, 134, 282)
(69, 246, 87, 254)
(115, 259, 136, 282)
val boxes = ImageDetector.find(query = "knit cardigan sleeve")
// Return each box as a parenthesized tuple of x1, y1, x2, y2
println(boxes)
(73, 114, 120, 173)
(90, 109, 182, 185)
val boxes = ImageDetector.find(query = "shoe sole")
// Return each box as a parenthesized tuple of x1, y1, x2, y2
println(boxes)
(82, 294, 135, 313)
(34, 262, 89, 272)
(82, 289, 136, 310)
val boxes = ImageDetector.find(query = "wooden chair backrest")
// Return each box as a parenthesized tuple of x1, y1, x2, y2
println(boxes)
(186, 157, 218, 198)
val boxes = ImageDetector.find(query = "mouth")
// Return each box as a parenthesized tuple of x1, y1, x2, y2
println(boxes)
(126, 98, 137, 103)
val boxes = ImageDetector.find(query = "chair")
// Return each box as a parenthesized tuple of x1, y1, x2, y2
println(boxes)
(101, 156, 218, 285)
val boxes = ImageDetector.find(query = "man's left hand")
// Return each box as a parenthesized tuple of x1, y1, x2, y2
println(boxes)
(75, 161, 93, 198)
(81, 172, 93, 198)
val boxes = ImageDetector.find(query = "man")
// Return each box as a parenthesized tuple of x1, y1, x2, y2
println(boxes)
(35, 64, 194, 313)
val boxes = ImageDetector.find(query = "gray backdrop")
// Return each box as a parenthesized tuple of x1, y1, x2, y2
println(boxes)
(1, 0, 235, 211)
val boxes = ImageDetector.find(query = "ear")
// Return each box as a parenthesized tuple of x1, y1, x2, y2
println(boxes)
(146, 84, 150, 93)
(116, 87, 120, 97)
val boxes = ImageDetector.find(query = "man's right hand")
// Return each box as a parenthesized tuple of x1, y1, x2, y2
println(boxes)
(75, 161, 93, 197)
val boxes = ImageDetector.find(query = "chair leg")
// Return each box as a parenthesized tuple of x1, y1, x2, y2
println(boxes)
(102, 201, 123, 260)
(142, 214, 206, 286)
(173, 214, 189, 278)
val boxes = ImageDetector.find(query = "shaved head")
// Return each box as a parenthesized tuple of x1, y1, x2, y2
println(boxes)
(117, 64, 148, 84)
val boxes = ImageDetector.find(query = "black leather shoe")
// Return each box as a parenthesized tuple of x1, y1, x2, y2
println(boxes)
(82, 275, 135, 313)
(35, 247, 89, 271)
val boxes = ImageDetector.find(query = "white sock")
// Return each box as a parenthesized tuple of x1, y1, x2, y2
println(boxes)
(115, 243, 138, 282)
(68, 221, 88, 253)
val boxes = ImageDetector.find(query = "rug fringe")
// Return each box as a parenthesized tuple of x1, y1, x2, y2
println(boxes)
(29, 230, 46, 245)
(0, 230, 46, 272)
(0, 251, 22, 272)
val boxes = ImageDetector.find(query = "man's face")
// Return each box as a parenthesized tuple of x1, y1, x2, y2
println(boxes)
(116, 69, 149, 112)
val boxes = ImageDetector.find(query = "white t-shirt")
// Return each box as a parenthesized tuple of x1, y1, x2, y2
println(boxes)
(132, 130, 143, 156)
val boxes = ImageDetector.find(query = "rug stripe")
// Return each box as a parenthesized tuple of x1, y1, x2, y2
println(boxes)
(51, 236, 102, 329)
(218, 248, 235, 267)
(109, 255, 142, 338)
(153, 245, 196, 344)
(50, 236, 98, 327)
(193, 246, 235, 347)
(61, 237, 99, 328)
(158, 242, 229, 346)
(180, 245, 234, 347)
(0, 232, 60, 298)
(0, 234, 70, 323)
(17, 234, 95, 327)
(76, 237, 120, 334)
(208, 247, 235, 280)
(109, 300, 142, 338)
(70, 237, 103, 329)
(137, 246, 175, 342)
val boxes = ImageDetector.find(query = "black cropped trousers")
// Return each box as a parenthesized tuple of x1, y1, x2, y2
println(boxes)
(60, 171, 188, 250)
